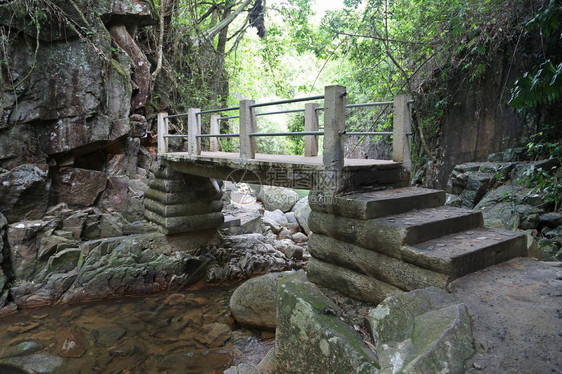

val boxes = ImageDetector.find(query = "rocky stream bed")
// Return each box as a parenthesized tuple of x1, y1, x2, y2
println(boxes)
(0, 285, 273, 374)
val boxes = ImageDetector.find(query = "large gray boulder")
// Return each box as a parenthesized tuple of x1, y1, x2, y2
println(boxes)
(258, 186, 300, 212)
(230, 272, 285, 329)
(276, 270, 380, 373)
(366, 287, 474, 374)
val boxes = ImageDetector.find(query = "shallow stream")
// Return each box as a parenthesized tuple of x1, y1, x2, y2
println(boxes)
(0, 285, 273, 373)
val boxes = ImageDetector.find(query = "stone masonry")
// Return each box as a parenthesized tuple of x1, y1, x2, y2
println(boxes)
(307, 187, 527, 304)
(144, 165, 224, 234)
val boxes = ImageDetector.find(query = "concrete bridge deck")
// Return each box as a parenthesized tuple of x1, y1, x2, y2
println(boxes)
(161, 151, 408, 191)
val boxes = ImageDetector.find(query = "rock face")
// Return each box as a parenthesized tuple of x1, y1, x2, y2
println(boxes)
(10, 231, 207, 307)
(230, 272, 284, 329)
(275, 271, 380, 374)
(0, 0, 166, 309)
(366, 287, 474, 374)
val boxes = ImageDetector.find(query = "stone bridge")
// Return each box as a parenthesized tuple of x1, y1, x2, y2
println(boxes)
(144, 85, 526, 302)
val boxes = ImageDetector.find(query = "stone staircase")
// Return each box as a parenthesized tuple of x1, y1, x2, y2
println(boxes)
(307, 187, 527, 304)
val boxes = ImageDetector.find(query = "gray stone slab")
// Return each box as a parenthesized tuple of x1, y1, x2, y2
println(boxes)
(306, 257, 402, 304)
(309, 206, 483, 258)
(144, 210, 224, 234)
(404, 227, 527, 279)
(308, 233, 448, 291)
(310, 187, 445, 219)
(144, 188, 220, 205)
(144, 198, 222, 218)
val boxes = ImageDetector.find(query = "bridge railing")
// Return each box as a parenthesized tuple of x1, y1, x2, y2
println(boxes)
(157, 85, 412, 170)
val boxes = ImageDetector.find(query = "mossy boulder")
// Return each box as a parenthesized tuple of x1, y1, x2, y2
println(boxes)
(366, 287, 474, 374)
(275, 270, 379, 374)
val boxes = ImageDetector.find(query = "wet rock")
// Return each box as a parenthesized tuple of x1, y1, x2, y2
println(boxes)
(1, 342, 43, 358)
(366, 287, 474, 374)
(258, 186, 300, 212)
(293, 196, 311, 235)
(56, 327, 87, 358)
(57, 167, 107, 207)
(194, 323, 231, 347)
(92, 326, 127, 346)
(0, 353, 63, 374)
(0, 164, 50, 222)
(6, 322, 40, 334)
(230, 272, 284, 329)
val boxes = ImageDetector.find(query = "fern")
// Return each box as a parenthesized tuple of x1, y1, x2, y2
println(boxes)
(510, 60, 562, 107)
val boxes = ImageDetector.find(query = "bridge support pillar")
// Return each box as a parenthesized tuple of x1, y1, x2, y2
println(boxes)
(144, 165, 224, 235)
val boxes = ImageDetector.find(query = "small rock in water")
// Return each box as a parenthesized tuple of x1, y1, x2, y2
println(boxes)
(194, 323, 231, 347)
(2, 341, 43, 358)
(0, 353, 63, 373)
(7, 322, 40, 334)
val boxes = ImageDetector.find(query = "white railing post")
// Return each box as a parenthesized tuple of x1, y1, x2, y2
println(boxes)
(322, 85, 346, 170)
(210, 114, 221, 152)
(188, 108, 201, 156)
(239, 99, 256, 160)
(304, 103, 319, 157)
(157, 112, 169, 154)
(392, 94, 412, 171)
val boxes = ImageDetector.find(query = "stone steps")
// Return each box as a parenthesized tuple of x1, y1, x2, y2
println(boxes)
(402, 227, 527, 279)
(309, 206, 484, 257)
(307, 186, 529, 303)
(310, 187, 446, 219)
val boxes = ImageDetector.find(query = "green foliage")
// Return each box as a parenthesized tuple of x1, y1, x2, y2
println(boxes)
(518, 135, 562, 210)
(519, 164, 562, 210)
(510, 59, 562, 107)
(510, 0, 562, 108)
(287, 113, 305, 155)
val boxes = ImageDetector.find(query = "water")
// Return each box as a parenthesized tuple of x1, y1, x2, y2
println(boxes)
(0, 285, 273, 373)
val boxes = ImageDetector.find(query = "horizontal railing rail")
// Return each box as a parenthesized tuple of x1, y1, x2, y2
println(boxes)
(250, 95, 325, 109)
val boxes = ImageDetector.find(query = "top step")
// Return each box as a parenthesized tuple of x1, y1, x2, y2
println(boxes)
(310, 187, 446, 219)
